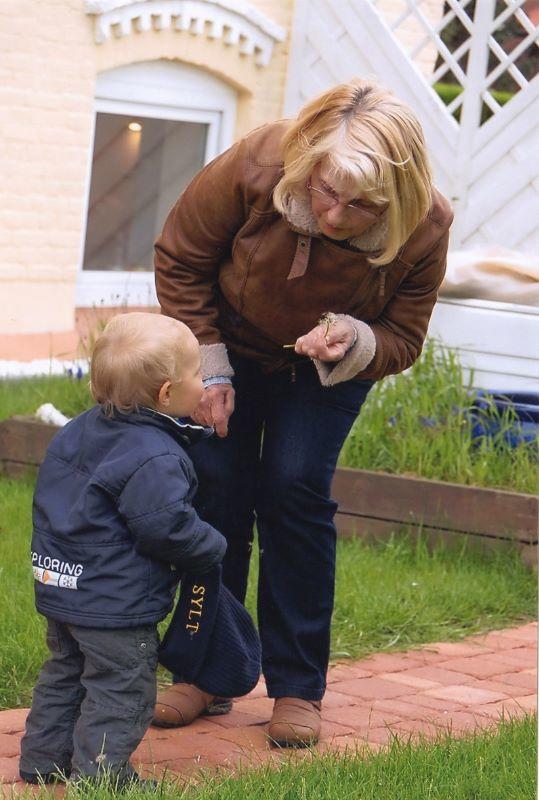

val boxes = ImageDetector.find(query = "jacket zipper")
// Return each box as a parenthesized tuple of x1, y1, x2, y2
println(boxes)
(290, 364, 297, 383)
(378, 267, 386, 298)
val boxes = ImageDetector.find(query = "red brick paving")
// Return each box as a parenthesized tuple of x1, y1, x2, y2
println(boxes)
(493, 670, 537, 691)
(0, 622, 536, 795)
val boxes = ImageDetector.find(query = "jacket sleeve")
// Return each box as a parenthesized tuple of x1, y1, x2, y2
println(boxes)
(154, 138, 252, 378)
(117, 454, 227, 573)
(313, 229, 450, 386)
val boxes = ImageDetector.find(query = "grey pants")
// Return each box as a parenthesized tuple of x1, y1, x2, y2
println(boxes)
(19, 619, 158, 781)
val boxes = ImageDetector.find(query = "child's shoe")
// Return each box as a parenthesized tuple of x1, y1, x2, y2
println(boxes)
(20, 766, 71, 784)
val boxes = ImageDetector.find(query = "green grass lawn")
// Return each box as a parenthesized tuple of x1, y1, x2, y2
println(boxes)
(15, 715, 537, 799)
(1, 475, 536, 711)
(170, 715, 537, 800)
(2, 342, 537, 493)
(2, 346, 536, 799)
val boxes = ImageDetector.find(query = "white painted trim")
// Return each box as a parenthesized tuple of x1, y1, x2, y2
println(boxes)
(435, 297, 539, 317)
(84, 0, 286, 66)
(429, 297, 539, 391)
(94, 59, 236, 151)
(451, 0, 495, 247)
(77, 60, 237, 308)
(470, 101, 538, 184)
(76, 101, 98, 312)
(463, 156, 538, 240)
(94, 97, 223, 149)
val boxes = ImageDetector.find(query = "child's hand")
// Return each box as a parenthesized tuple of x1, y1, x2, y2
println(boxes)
(192, 384, 235, 438)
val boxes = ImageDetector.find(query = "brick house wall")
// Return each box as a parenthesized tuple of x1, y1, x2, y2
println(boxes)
(0, 0, 293, 358)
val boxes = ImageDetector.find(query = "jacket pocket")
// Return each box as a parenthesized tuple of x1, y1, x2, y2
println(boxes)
(353, 259, 413, 320)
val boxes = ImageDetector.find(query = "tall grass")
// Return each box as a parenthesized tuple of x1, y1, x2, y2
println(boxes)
(0, 374, 92, 421)
(340, 341, 538, 494)
(1, 342, 536, 493)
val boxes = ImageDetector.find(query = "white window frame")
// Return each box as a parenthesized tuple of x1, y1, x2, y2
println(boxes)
(76, 60, 237, 308)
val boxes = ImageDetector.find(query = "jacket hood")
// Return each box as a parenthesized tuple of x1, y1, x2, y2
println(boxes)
(281, 193, 389, 253)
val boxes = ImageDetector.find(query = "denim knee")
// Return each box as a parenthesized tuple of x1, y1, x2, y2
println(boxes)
(257, 461, 338, 524)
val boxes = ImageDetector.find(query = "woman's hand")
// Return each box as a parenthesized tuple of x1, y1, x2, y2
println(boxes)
(294, 319, 356, 362)
(191, 384, 235, 438)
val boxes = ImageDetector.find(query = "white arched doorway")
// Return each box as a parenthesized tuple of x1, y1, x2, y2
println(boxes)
(76, 59, 237, 307)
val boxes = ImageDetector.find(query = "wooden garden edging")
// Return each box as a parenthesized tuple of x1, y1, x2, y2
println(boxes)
(0, 416, 59, 477)
(1, 417, 537, 566)
(332, 467, 538, 568)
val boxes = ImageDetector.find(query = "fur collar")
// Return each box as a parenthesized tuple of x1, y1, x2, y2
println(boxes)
(281, 194, 388, 253)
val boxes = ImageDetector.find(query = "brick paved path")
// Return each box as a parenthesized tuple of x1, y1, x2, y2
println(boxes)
(1, 622, 536, 794)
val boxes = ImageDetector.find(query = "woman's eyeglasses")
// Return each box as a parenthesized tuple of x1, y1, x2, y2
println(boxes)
(306, 177, 387, 221)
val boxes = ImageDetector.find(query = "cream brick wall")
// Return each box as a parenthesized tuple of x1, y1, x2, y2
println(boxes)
(0, 0, 293, 338)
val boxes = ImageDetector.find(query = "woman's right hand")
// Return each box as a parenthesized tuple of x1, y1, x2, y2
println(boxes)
(192, 384, 235, 438)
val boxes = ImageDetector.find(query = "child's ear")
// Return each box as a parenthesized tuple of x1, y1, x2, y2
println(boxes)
(157, 380, 172, 407)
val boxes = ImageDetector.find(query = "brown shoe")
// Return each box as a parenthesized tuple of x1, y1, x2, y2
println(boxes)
(152, 683, 232, 728)
(268, 697, 322, 748)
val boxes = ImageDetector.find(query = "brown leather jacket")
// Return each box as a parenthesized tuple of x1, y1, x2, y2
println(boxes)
(155, 120, 453, 386)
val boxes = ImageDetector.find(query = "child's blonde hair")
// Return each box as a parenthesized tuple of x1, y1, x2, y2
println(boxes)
(90, 312, 192, 416)
(273, 78, 433, 265)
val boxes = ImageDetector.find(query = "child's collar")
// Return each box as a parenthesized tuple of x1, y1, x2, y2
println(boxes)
(135, 406, 214, 445)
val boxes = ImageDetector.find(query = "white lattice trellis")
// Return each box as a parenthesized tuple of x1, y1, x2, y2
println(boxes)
(284, 0, 539, 253)
(375, 0, 538, 123)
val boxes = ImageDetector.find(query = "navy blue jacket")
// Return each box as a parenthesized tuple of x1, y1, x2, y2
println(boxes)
(31, 406, 227, 628)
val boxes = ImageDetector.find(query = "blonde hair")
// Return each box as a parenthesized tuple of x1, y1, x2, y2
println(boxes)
(273, 78, 433, 265)
(90, 312, 193, 416)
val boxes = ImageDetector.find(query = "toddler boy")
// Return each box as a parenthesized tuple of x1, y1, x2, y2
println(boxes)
(19, 312, 227, 787)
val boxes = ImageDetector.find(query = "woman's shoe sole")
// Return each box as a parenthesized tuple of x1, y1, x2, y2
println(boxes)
(269, 737, 318, 749)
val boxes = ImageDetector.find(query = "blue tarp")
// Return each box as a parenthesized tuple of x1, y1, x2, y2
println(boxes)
(469, 392, 539, 448)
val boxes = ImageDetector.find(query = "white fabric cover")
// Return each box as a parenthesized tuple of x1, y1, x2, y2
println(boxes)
(440, 246, 539, 307)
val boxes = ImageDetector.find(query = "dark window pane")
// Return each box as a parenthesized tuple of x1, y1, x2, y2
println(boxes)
(83, 113, 207, 271)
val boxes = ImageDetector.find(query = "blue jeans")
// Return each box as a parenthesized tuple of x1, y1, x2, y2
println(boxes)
(186, 352, 373, 700)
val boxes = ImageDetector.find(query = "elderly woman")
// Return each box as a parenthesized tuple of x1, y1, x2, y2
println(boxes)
(153, 79, 453, 747)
